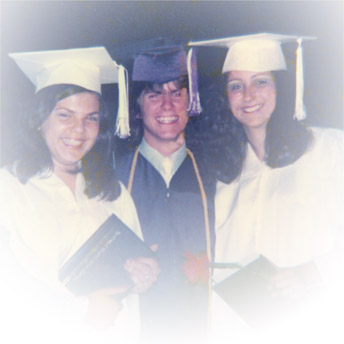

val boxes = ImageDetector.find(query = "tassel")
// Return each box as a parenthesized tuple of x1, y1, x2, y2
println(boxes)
(294, 38, 307, 121)
(187, 47, 202, 116)
(114, 63, 130, 138)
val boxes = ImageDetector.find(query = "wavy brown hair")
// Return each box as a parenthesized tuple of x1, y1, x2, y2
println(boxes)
(9, 84, 121, 201)
(201, 70, 313, 184)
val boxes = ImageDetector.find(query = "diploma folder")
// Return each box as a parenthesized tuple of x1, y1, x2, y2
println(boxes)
(213, 256, 298, 327)
(59, 214, 154, 296)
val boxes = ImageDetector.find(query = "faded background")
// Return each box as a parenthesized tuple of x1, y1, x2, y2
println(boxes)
(1, 0, 343, 164)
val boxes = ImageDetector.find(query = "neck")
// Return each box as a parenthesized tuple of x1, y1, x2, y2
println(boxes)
(144, 134, 185, 157)
(244, 127, 266, 161)
(53, 164, 78, 194)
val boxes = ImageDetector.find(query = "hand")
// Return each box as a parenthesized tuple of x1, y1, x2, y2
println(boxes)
(267, 261, 323, 300)
(124, 244, 160, 294)
(84, 285, 130, 330)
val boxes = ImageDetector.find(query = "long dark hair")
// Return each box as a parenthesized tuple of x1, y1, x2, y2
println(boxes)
(10, 84, 121, 201)
(202, 70, 313, 184)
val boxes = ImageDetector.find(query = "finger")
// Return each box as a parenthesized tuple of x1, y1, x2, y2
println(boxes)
(133, 257, 160, 273)
(150, 244, 159, 252)
(125, 259, 152, 276)
(126, 258, 160, 276)
(131, 274, 157, 294)
(128, 267, 159, 289)
(125, 262, 150, 278)
(129, 268, 157, 284)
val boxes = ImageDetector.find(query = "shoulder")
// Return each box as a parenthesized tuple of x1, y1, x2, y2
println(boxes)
(308, 127, 344, 157)
(293, 127, 344, 178)
(117, 181, 133, 203)
(110, 181, 142, 237)
(0, 168, 24, 225)
(187, 148, 217, 195)
(310, 126, 344, 145)
(0, 167, 20, 189)
(101, 181, 137, 219)
(111, 181, 137, 214)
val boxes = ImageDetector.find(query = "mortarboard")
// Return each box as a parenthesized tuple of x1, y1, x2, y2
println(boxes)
(9, 47, 130, 138)
(132, 45, 187, 83)
(189, 33, 316, 120)
(132, 45, 201, 116)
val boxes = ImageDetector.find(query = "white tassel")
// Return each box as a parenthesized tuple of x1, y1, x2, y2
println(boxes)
(187, 47, 193, 101)
(115, 63, 130, 138)
(187, 47, 202, 116)
(294, 37, 307, 121)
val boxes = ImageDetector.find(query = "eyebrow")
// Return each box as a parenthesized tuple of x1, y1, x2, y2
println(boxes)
(144, 89, 181, 95)
(228, 73, 273, 82)
(144, 90, 162, 94)
(54, 107, 99, 116)
(55, 107, 75, 113)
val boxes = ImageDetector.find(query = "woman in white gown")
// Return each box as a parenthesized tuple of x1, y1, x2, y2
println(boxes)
(0, 47, 159, 344)
(189, 33, 344, 341)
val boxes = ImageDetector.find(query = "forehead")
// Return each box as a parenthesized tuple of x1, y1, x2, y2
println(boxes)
(143, 80, 186, 93)
(227, 71, 273, 80)
(54, 91, 100, 111)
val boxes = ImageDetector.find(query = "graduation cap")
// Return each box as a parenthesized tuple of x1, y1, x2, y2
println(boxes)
(132, 45, 201, 116)
(9, 46, 130, 138)
(132, 45, 187, 83)
(189, 33, 316, 120)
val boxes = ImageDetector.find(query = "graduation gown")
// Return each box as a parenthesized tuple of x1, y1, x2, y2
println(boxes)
(215, 127, 344, 269)
(0, 170, 143, 343)
(116, 150, 215, 342)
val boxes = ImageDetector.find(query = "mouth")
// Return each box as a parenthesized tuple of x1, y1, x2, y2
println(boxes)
(156, 116, 178, 124)
(243, 104, 263, 113)
(62, 138, 84, 148)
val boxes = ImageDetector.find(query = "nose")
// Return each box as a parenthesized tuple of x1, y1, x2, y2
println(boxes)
(161, 93, 174, 110)
(243, 85, 255, 102)
(72, 118, 85, 133)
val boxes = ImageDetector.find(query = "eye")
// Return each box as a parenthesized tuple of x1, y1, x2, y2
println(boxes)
(227, 82, 243, 92)
(255, 78, 270, 87)
(56, 112, 71, 120)
(87, 114, 100, 122)
(147, 92, 160, 100)
(171, 90, 181, 98)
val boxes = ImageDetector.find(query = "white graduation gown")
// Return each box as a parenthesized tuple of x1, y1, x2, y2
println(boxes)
(0, 170, 143, 343)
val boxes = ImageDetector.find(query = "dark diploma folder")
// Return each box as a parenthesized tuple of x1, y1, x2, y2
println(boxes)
(213, 256, 297, 327)
(59, 214, 154, 297)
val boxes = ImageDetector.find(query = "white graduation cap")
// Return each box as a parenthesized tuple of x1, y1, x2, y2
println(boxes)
(189, 33, 316, 120)
(9, 46, 130, 138)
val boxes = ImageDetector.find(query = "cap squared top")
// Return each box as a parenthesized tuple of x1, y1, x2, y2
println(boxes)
(189, 33, 315, 73)
(9, 46, 119, 93)
(223, 39, 287, 73)
(132, 45, 188, 83)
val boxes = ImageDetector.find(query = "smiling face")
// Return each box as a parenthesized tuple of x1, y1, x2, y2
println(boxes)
(138, 81, 189, 153)
(41, 92, 100, 174)
(226, 71, 276, 135)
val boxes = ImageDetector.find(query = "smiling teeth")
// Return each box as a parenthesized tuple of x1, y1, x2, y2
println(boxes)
(62, 138, 83, 147)
(156, 116, 178, 124)
(244, 104, 262, 113)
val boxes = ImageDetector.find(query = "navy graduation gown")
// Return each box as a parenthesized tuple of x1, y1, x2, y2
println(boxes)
(116, 150, 215, 341)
